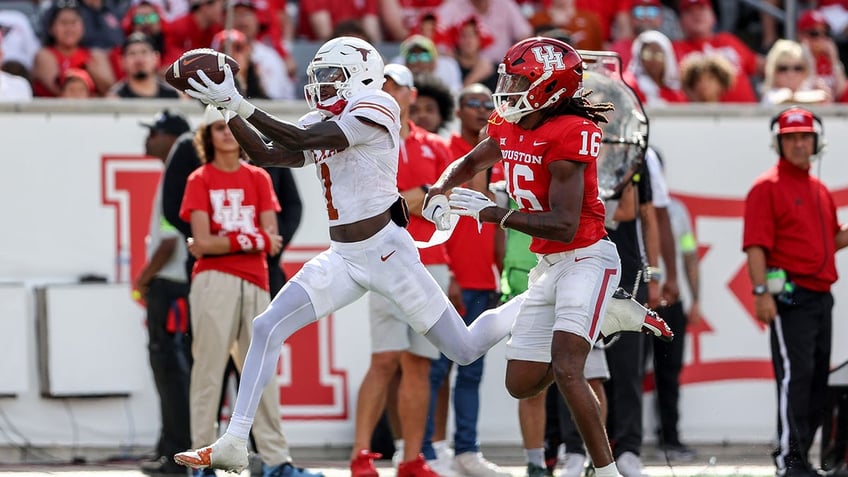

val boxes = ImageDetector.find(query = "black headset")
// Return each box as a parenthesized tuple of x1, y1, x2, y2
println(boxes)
(769, 108, 826, 157)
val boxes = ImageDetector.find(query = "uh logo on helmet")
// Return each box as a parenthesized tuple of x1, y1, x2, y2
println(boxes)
(770, 106, 826, 158)
(304, 36, 386, 117)
(493, 36, 585, 123)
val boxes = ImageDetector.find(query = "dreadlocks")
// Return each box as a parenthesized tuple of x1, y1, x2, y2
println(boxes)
(539, 89, 614, 125)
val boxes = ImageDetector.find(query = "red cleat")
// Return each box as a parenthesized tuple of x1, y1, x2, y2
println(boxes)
(397, 454, 441, 477)
(351, 449, 382, 477)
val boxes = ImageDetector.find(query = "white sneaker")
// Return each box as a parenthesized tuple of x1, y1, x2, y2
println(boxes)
(615, 452, 647, 477)
(174, 433, 249, 473)
(454, 451, 512, 477)
(559, 453, 586, 477)
(428, 456, 457, 477)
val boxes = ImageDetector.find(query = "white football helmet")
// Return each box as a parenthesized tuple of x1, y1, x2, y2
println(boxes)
(304, 36, 385, 116)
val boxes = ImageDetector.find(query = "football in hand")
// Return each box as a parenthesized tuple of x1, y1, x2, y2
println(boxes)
(165, 48, 240, 92)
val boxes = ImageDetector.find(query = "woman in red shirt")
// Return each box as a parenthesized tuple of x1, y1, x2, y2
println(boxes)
(32, 0, 114, 97)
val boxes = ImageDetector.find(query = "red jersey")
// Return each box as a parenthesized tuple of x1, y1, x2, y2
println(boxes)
(33, 47, 92, 97)
(742, 159, 840, 292)
(673, 33, 759, 103)
(180, 162, 281, 290)
(445, 133, 499, 290)
(162, 13, 223, 65)
(396, 122, 452, 265)
(486, 114, 607, 255)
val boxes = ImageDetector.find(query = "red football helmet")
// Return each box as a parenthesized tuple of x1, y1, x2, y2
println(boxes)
(493, 37, 585, 123)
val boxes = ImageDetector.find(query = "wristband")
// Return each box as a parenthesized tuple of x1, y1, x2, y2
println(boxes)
(236, 100, 256, 119)
(227, 230, 270, 253)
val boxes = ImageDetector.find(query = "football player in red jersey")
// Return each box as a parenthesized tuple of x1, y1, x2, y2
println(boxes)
(426, 36, 629, 477)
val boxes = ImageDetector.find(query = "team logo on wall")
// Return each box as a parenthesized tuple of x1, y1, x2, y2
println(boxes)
(100, 155, 348, 420)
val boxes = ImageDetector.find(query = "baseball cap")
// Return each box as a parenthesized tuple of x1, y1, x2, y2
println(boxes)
(211, 29, 248, 52)
(631, 0, 660, 7)
(400, 34, 438, 60)
(679, 0, 712, 11)
(140, 109, 191, 136)
(775, 107, 817, 135)
(797, 10, 828, 33)
(384, 63, 415, 88)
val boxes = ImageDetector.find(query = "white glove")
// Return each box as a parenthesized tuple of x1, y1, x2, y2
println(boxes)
(449, 187, 497, 224)
(186, 64, 255, 118)
(422, 194, 452, 231)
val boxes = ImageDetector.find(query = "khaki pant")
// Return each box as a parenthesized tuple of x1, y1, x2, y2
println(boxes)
(189, 270, 290, 466)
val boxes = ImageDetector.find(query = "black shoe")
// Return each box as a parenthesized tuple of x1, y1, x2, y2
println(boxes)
(777, 465, 821, 477)
(140, 456, 189, 476)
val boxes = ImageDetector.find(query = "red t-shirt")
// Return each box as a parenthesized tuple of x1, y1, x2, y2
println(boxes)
(33, 47, 92, 97)
(396, 122, 452, 265)
(180, 162, 281, 290)
(444, 133, 499, 290)
(297, 0, 379, 40)
(742, 159, 840, 292)
(673, 33, 759, 103)
(486, 113, 607, 254)
(162, 13, 223, 66)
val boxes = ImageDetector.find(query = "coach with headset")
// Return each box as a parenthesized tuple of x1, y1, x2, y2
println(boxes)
(743, 106, 848, 477)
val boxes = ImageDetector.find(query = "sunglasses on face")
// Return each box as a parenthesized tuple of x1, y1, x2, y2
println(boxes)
(640, 49, 665, 61)
(406, 51, 433, 64)
(802, 29, 828, 38)
(776, 64, 805, 73)
(462, 98, 494, 109)
(133, 12, 159, 24)
(632, 5, 660, 19)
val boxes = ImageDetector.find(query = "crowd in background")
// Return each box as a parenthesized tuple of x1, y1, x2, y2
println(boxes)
(1, 0, 848, 105)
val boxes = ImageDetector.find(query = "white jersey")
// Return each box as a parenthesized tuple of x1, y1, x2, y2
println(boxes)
(300, 90, 401, 227)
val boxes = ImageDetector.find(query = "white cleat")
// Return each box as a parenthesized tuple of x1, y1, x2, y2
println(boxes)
(174, 433, 249, 473)
(601, 288, 673, 342)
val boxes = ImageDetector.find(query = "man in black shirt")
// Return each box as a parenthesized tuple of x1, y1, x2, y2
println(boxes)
(107, 32, 181, 99)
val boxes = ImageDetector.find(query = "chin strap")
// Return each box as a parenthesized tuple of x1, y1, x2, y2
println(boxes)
(317, 97, 348, 116)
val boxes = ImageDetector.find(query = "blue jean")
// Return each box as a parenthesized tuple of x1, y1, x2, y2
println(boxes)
(422, 289, 497, 458)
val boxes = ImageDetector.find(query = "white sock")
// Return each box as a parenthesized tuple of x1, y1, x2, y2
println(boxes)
(525, 448, 545, 467)
(395, 439, 405, 453)
(594, 462, 620, 477)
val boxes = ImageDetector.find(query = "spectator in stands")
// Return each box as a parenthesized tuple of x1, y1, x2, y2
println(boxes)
(527, 0, 604, 51)
(399, 33, 463, 94)
(121, 1, 168, 55)
(249, 0, 295, 75)
(435, 0, 533, 63)
(162, 0, 224, 67)
(409, 74, 455, 136)
(78, 0, 125, 50)
(210, 28, 270, 99)
(107, 32, 180, 98)
(230, 0, 295, 100)
(58, 66, 95, 97)
(760, 39, 830, 106)
(142, 0, 191, 22)
(574, 0, 631, 44)
(609, 0, 681, 71)
(444, 16, 497, 90)
(297, 0, 382, 43)
(377, 0, 444, 42)
(679, 52, 734, 103)
(817, 0, 848, 38)
(796, 9, 847, 102)
(625, 29, 686, 106)
(0, 9, 41, 79)
(672, 0, 762, 103)
(33, 0, 115, 97)
(0, 31, 33, 101)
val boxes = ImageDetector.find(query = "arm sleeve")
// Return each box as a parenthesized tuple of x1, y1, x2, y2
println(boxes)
(742, 183, 774, 252)
(339, 95, 400, 147)
(273, 168, 303, 250)
(645, 148, 670, 208)
(162, 136, 201, 238)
